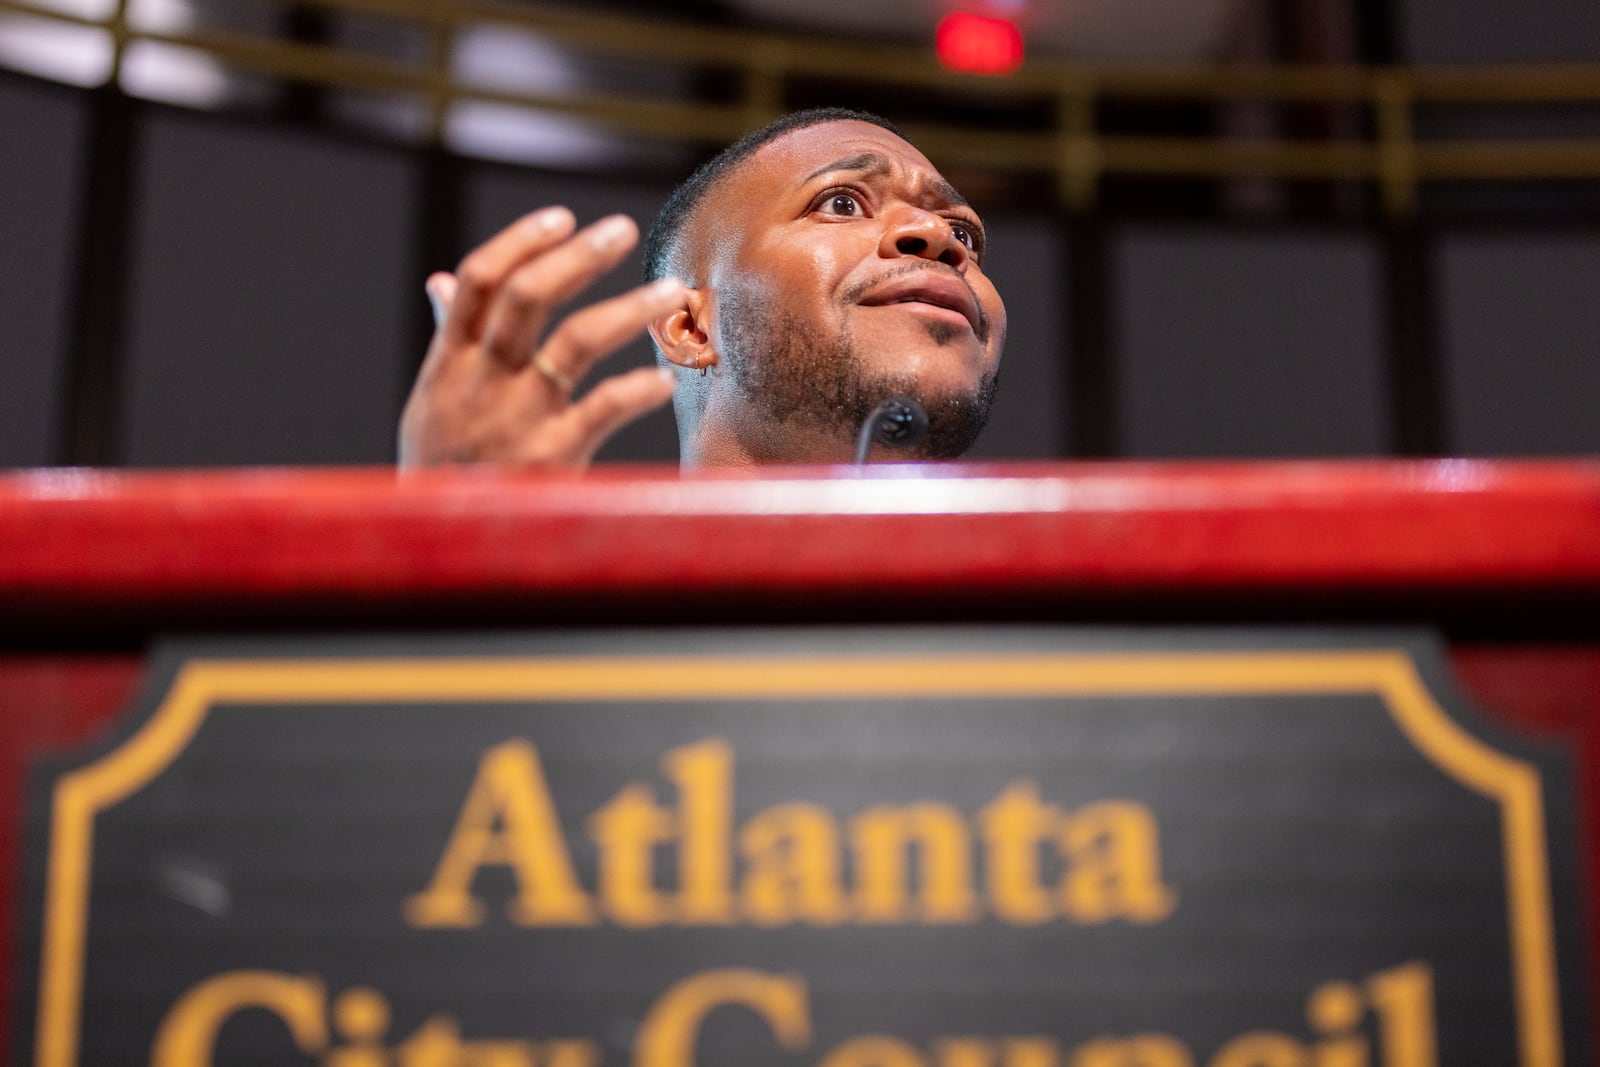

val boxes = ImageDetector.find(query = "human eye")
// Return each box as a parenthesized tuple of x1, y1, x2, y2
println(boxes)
(813, 189, 866, 217)
(948, 217, 987, 259)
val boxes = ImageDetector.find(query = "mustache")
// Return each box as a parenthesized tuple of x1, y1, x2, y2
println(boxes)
(842, 263, 991, 346)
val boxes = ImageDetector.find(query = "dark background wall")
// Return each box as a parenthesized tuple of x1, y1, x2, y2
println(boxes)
(117, 109, 418, 466)
(1111, 229, 1391, 458)
(0, 76, 85, 468)
(1, 0, 1597, 468)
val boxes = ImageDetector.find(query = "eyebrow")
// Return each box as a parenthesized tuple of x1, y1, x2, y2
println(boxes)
(803, 152, 972, 211)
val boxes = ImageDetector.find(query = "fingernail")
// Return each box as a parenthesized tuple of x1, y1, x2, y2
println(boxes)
(590, 215, 634, 251)
(425, 284, 444, 327)
(534, 206, 572, 231)
(647, 277, 684, 299)
(656, 366, 678, 384)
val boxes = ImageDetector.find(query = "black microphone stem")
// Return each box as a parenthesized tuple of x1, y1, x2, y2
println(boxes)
(854, 397, 930, 464)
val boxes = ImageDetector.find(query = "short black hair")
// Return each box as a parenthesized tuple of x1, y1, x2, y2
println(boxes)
(643, 107, 907, 283)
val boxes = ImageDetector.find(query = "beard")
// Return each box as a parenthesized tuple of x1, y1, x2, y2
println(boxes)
(718, 290, 999, 461)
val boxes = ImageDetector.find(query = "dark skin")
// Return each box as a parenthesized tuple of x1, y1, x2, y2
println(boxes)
(399, 121, 1005, 468)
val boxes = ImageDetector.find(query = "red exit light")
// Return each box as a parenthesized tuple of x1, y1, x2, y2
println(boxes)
(936, 12, 1025, 76)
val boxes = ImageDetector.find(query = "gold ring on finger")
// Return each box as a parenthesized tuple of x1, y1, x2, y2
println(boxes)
(532, 352, 576, 394)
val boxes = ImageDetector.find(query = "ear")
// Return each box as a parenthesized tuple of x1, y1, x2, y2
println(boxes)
(648, 286, 717, 371)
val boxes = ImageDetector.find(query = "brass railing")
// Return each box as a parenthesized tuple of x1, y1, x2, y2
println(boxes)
(6, 0, 1600, 215)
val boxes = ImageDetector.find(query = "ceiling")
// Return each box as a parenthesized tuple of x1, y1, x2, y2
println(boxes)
(718, 0, 1251, 62)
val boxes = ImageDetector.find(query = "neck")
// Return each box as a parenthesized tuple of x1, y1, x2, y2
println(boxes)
(681, 407, 859, 468)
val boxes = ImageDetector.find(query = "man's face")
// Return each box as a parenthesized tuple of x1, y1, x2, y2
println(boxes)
(692, 120, 1007, 461)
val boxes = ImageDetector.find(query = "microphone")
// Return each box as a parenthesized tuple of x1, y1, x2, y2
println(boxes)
(853, 397, 929, 464)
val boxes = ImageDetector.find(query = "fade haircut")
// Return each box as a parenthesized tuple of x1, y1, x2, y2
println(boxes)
(643, 107, 906, 285)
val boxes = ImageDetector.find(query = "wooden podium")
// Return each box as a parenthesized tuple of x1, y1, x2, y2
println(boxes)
(2, 460, 1597, 1061)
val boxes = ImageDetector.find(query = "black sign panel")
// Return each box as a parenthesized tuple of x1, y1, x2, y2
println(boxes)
(12, 630, 1589, 1066)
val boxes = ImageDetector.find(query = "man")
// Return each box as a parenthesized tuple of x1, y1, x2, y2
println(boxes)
(399, 109, 1006, 468)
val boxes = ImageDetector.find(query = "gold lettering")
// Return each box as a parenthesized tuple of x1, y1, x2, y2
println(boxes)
(543, 1040, 604, 1067)
(1059, 802, 1178, 924)
(665, 739, 736, 924)
(463, 1042, 540, 1067)
(1004, 1039, 1061, 1067)
(1366, 962, 1435, 1067)
(1306, 980, 1367, 1067)
(1074, 1035, 1193, 1067)
(820, 1036, 929, 1067)
(406, 739, 1184, 931)
(396, 1017, 590, 1067)
(979, 781, 1058, 925)
(633, 968, 810, 1067)
(590, 784, 677, 927)
(328, 987, 392, 1067)
(852, 804, 978, 924)
(740, 803, 848, 925)
(152, 970, 327, 1067)
(397, 1017, 465, 1067)
(937, 1038, 997, 1067)
(405, 740, 595, 928)
(1209, 1034, 1307, 1067)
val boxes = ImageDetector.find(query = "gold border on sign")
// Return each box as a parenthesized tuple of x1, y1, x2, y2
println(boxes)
(33, 650, 1563, 1067)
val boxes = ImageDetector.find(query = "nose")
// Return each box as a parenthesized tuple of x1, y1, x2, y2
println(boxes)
(880, 206, 970, 270)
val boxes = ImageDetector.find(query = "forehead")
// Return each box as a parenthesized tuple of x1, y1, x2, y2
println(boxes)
(738, 120, 943, 191)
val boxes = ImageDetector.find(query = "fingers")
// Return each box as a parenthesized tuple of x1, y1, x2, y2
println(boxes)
(536, 277, 687, 388)
(547, 366, 678, 467)
(481, 214, 640, 370)
(425, 272, 457, 328)
(447, 206, 576, 345)
(404, 208, 683, 472)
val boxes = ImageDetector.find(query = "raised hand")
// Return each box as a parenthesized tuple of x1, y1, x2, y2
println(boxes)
(398, 207, 686, 468)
